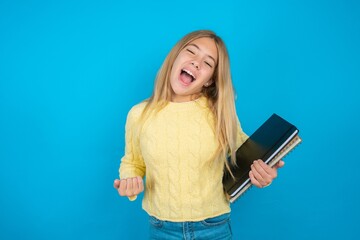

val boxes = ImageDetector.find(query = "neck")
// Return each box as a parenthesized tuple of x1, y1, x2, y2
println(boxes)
(171, 93, 202, 103)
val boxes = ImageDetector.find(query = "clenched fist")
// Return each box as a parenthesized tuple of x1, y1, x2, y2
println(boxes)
(114, 176, 144, 200)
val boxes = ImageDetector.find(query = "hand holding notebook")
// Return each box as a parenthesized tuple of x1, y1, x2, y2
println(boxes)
(223, 113, 302, 203)
(249, 159, 284, 188)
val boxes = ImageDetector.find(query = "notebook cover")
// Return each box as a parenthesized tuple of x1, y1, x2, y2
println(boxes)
(223, 114, 299, 198)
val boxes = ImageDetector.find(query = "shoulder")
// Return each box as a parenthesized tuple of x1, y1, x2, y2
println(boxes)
(129, 101, 147, 115)
(126, 101, 148, 122)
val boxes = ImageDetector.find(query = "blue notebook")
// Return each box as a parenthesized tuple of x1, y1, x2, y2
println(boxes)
(223, 114, 302, 203)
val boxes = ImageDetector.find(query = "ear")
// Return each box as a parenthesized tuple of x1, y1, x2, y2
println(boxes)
(204, 79, 213, 87)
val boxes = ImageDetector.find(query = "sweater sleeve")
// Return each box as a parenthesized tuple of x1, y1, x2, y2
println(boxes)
(119, 104, 146, 180)
(236, 117, 249, 149)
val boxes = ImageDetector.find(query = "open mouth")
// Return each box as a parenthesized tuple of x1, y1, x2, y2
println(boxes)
(179, 69, 196, 85)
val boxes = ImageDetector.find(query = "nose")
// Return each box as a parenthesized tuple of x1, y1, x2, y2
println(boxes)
(191, 61, 199, 69)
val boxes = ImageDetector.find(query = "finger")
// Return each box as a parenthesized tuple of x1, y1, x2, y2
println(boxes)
(257, 160, 276, 177)
(126, 178, 134, 197)
(257, 160, 278, 179)
(119, 179, 127, 196)
(132, 177, 139, 195)
(249, 170, 262, 188)
(114, 179, 120, 189)
(137, 176, 144, 193)
(251, 163, 267, 186)
(132, 177, 144, 195)
(252, 160, 272, 185)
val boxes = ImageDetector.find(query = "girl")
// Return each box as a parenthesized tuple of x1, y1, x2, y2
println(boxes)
(113, 30, 284, 240)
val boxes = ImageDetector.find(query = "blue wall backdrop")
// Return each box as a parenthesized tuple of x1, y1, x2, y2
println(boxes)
(1, 0, 359, 239)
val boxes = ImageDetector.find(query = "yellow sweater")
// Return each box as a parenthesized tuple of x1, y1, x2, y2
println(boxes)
(119, 96, 248, 222)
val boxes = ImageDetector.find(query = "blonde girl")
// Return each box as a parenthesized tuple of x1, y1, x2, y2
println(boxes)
(114, 30, 284, 239)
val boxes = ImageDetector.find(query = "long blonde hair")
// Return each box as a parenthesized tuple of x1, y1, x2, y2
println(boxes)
(141, 30, 238, 171)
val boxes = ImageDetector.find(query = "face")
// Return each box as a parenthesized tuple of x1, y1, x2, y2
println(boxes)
(169, 37, 218, 102)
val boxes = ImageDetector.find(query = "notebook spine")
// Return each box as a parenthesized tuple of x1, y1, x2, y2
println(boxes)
(268, 135, 302, 168)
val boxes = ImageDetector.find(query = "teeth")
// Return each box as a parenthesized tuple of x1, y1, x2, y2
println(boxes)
(182, 69, 196, 80)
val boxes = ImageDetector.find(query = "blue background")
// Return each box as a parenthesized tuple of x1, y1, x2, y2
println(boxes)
(1, 0, 359, 239)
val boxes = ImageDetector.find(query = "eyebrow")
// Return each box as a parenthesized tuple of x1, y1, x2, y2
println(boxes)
(187, 43, 217, 64)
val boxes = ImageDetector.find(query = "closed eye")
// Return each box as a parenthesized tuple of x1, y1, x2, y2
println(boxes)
(186, 49, 195, 54)
(205, 61, 213, 68)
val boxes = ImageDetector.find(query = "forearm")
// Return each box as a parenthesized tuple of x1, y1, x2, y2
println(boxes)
(119, 158, 146, 179)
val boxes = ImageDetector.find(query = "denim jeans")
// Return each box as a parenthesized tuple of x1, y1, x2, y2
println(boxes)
(149, 213, 232, 240)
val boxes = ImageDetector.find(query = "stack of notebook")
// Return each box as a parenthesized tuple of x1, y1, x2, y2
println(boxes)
(223, 114, 302, 203)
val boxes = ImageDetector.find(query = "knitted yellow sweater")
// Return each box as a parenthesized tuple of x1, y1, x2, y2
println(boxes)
(119, 96, 248, 222)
